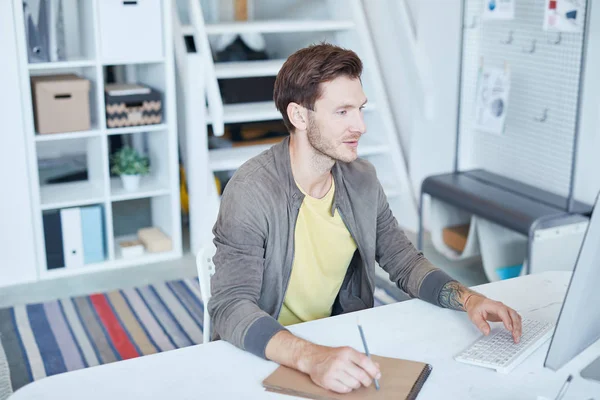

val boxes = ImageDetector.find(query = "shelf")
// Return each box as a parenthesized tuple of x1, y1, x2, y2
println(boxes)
(28, 59, 96, 70)
(214, 59, 286, 79)
(102, 58, 165, 66)
(209, 141, 389, 172)
(106, 124, 168, 135)
(15, 0, 182, 287)
(207, 101, 281, 124)
(112, 249, 179, 269)
(40, 249, 179, 279)
(34, 129, 102, 142)
(40, 181, 105, 210)
(110, 177, 170, 201)
(188, 19, 355, 35)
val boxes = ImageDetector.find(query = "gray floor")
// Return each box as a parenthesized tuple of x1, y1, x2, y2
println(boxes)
(0, 229, 488, 309)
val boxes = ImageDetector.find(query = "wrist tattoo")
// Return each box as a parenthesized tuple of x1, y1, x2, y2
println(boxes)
(438, 281, 477, 311)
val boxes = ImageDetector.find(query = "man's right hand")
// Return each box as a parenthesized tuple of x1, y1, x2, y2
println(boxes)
(265, 330, 381, 394)
(299, 344, 381, 393)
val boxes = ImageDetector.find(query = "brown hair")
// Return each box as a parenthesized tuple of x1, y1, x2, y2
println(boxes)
(273, 43, 363, 132)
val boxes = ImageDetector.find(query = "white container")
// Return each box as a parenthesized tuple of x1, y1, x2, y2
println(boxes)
(121, 174, 141, 191)
(97, 0, 164, 63)
(118, 239, 145, 259)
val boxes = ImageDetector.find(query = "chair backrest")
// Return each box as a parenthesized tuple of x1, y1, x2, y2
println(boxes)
(196, 240, 217, 344)
(196, 240, 217, 305)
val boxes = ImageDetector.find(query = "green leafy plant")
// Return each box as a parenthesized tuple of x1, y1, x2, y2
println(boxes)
(110, 146, 150, 176)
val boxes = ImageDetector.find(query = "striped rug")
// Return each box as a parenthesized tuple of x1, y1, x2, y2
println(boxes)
(0, 279, 400, 392)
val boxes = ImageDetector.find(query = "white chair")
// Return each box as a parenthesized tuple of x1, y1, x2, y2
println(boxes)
(195, 241, 217, 344)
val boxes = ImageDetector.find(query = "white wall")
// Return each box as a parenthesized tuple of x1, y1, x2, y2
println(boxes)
(364, 0, 462, 232)
(0, 0, 39, 286)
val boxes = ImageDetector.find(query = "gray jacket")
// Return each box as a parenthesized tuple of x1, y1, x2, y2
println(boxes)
(209, 136, 455, 359)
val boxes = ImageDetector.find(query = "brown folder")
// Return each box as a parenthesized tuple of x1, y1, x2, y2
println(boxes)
(262, 354, 432, 400)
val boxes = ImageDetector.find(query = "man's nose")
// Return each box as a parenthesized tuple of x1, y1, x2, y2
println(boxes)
(352, 110, 367, 134)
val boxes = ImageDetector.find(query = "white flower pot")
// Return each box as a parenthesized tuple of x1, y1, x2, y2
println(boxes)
(121, 174, 141, 192)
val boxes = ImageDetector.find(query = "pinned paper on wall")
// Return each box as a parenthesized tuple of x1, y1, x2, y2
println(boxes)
(482, 0, 515, 20)
(474, 66, 511, 135)
(543, 0, 585, 32)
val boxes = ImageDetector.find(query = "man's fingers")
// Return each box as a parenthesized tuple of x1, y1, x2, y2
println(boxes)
(327, 379, 353, 394)
(337, 371, 362, 391)
(496, 306, 513, 332)
(472, 313, 491, 335)
(509, 309, 522, 343)
(346, 362, 373, 388)
(349, 350, 381, 380)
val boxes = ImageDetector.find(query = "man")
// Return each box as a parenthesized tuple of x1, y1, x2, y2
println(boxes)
(209, 43, 522, 394)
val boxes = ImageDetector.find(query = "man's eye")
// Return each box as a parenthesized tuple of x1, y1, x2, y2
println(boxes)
(338, 110, 347, 115)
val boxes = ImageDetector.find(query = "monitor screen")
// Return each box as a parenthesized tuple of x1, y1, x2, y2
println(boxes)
(545, 192, 600, 377)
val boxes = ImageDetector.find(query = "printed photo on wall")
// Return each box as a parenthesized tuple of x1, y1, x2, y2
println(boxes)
(474, 66, 511, 135)
(543, 0, 585, 32)
(482, 0, 515, 20)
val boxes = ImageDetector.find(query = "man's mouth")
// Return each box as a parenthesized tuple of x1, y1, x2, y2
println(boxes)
(343, 139, 360, 148)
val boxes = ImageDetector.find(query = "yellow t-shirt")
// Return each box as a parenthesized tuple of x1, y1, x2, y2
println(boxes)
(278, 178, 357, 326)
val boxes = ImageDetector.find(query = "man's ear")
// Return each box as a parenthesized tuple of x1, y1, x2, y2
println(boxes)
(287, 102, 308, 132)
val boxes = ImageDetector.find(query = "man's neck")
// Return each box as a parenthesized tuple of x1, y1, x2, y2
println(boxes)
(289, 134, 334, 199)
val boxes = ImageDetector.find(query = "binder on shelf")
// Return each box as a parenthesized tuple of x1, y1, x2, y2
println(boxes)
(60, 207, 84, 268)
(80, 205, 106, 264)
(42, 210, 65, 269)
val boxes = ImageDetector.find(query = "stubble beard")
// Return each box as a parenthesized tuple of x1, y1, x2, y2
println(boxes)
(306, 116, 356, 170)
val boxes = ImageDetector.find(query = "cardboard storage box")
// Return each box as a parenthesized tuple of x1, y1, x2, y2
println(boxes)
(137, 227, 172, 253)
(31, 74, 91, 134)
(105, 84, 162, 128)
(443, 224, 471, 253)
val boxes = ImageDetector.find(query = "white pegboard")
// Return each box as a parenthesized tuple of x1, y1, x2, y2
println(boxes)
(458, 0, 589, 197)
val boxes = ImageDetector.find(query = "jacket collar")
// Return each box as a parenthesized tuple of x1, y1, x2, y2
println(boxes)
(272, 136, 349, 217)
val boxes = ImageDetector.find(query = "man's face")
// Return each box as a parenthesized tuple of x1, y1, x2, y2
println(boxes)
(306, 76, 367, 163)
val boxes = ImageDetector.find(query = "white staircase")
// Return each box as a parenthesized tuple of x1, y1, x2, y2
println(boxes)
(173, 0, 419, 253)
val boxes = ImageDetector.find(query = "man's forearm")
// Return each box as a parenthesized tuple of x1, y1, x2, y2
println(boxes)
(265, 330, 317, 374)
(438, 281, 482, 311)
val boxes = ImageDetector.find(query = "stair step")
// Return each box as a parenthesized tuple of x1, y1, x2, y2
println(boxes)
(209, 142, 389, 172)
(207, 101, 280, 124)
(182, 19, 355, 36)
(215, 59, 286, 79)
(207, 101, 376, 125)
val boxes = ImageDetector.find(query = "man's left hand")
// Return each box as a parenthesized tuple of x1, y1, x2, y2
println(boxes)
(465, 295, 522, 343)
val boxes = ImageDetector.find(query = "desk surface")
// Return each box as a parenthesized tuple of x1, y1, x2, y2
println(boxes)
(9, 272, 600, 400)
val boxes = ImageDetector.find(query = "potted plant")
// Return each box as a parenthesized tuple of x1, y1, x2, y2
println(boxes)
(110, 146, 150, 192)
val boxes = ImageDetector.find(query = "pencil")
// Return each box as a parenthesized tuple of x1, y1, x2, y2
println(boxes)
(357, 318, 380, 391)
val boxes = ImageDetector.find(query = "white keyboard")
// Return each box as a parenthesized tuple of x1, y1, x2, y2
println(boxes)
(455, 318, 555, 373)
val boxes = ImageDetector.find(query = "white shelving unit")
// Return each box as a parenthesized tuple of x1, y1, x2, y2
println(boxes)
(13, 0, 182, 280)
(175, 0, 417, 252)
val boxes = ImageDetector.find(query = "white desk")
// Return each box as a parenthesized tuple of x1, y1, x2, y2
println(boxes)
(9, 271, 600, 399)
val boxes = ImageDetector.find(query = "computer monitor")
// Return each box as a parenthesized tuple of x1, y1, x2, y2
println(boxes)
(544, 192, 600, 381)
